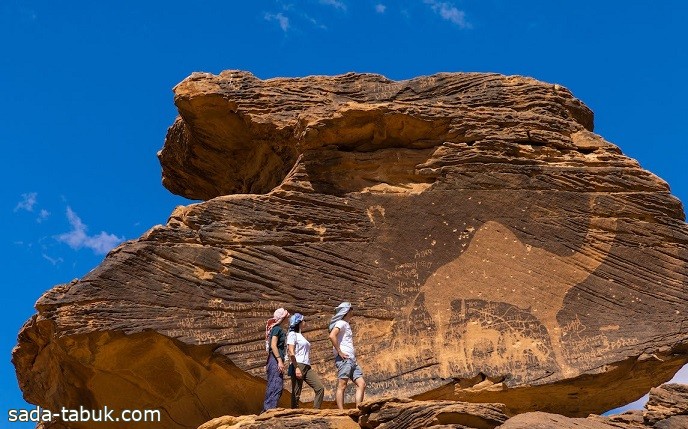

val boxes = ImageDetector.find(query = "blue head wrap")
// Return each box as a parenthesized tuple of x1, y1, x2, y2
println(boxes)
(289, 313, 304, 331)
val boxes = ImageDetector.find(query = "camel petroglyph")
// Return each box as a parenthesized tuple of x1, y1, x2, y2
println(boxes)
(415, 218, 617, 379)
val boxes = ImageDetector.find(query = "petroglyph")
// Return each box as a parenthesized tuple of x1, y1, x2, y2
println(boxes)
(436, 300, 559, 384)
(415, 248, 434, 259)
(561, 315, 587, 340)
(415, 219, 618, 377)
(599, 324, 620, 332)
(562, 333, 638, 363)
(160, 299, 285, 346)
(366, 205, 386, 225)
(374, 218, 622, 387)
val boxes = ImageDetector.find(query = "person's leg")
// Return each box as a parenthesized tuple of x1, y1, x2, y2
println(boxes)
(336, 378, 348, 409)
(303, 364, 325, 409)
(262, 356, 284, 412)
(353, 363, 366, 407)
(290, 373, 300, 408)
(291, 363, 305, 408)
(354, 377, 366, 406)
(335, 357, 354, 409)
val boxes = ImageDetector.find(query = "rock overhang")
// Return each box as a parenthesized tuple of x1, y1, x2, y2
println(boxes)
(159, 70, 598, 200)
(14, 70, 688, 429)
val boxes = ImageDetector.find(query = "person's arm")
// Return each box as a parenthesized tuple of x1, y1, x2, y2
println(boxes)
(287, 343, 303, 379)
(271, 334, 285, 373)
(329, 326, 349, 359)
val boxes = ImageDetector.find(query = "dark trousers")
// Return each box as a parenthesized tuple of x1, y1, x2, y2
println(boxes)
(290, 362, 325, 409)
(262, 355, 283, 412)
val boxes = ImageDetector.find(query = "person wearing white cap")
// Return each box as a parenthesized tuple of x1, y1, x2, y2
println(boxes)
(262, 307, 290, 413)
(287, 313, 324, 408)
(328, 302, 366, 409)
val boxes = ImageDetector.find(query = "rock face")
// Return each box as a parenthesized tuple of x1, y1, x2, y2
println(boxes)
(197, 397, 509, 429)
(13, 71, 688, 429)
(500, 383, 688, 429)
(645, 383, 688, 425)
(197, 409, 360, 429)
(195, 384, 688, 429)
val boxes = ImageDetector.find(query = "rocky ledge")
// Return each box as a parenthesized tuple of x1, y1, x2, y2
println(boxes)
(13, 71, 688, 429)
(197, 383, 688, 429)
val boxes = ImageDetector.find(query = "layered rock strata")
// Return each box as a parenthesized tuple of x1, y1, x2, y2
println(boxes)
(14, 71, 688, 429)
(499, 383, 688, 429)
(196, 384, 688, 429)
(198, 398, 509, 429)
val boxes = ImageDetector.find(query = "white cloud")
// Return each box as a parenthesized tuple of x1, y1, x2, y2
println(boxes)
(305, 14, 328, 29)
(14, 192, 38, 212)
(265, 12, 290, 31)
(37, 209, 50, 223)
(375, 4, 386, 13)
(42, 253, 64, 266)
(56, 207, 124, 255)
(424, 0, 470, 28)
(320, 0, 346, 11)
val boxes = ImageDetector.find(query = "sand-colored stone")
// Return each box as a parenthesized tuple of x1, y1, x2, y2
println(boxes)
(197, 408, 359, 429)
(13, 71, 688, 429)
(499, 383, 688, 428)
(645, 384, 688, 425)
(196, 397, 507, 429)
(194, 386, 688, 429)
(358, 397, 508, 428)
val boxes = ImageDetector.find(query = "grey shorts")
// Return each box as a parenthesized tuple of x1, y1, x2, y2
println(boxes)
(335, 356, 364, 381)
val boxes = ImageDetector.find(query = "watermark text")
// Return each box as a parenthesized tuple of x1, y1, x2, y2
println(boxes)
(8, 405, 161, 423)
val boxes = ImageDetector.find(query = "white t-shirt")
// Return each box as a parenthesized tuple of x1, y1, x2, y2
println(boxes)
(332, 320, 355, 360)
(287, 331, 311, 365)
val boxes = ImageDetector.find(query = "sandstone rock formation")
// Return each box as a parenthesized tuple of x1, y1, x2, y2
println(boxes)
(13, 71, 688, 429)
(644, 383, 688, 426)
(197, 397, 509, 429)
(195, 384, 688, 429)
(499, 383, 688, 429)
(197, 409, 360, 429)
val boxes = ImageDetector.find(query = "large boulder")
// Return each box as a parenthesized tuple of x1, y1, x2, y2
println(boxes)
(13, 71, 688, 429)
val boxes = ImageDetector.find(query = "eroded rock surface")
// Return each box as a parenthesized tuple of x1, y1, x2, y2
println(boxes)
(197, 408, 359, 429)
(195, 384, 688, 429)
(645, 383, 688, 425)
(14, 71, 688, 429)
(196, 397, 508, 429)
(357, 397, 509, 428)
(500, 383, 688, 429)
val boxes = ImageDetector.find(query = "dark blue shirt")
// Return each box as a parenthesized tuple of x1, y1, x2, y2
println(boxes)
(268, 325, 286, 360)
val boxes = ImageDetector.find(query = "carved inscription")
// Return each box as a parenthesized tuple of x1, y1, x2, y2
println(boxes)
(163, 299, 282, 346)
(373, 219, 619, 389)
(560, 316, 638, 364)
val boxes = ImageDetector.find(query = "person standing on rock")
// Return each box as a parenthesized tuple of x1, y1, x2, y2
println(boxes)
(328, 302, 366, 409)
(262, 307, 290, 413)
(287, 313, 325, 409)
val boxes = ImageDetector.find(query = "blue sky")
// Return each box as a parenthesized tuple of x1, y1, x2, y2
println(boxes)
(1, 1, 687, 424)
